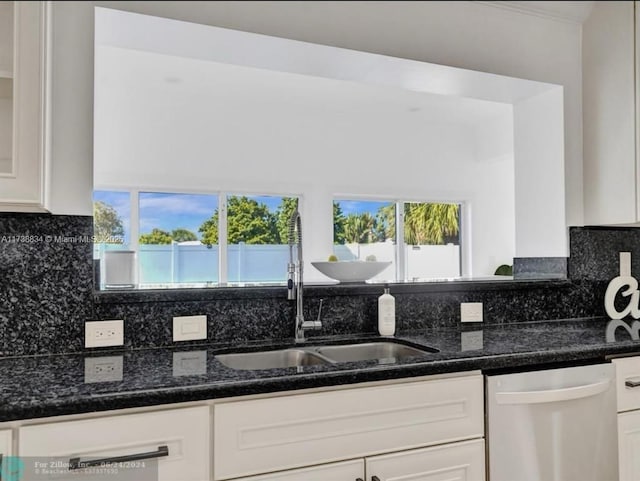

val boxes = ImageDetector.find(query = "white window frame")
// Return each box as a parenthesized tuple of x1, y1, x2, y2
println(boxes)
(333, 197, 465, 282)
(94, 188, 301, 287)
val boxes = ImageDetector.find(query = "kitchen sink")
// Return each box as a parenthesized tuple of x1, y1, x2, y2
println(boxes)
(315, 342, 436, 363)
(215, 340, 438, 370)
(215, 349, 330, 370)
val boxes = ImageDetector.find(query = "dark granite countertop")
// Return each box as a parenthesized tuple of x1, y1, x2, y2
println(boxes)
(2, 317, 640, 422)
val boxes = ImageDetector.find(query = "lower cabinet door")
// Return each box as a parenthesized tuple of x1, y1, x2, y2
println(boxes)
(365, 439, 485, 481)
(19, 406, 210, 481)
(0, 428, 12, 458)
(233, 459, 364, 481)
(214, 375, 483, 479)
(619, 410, 640, 481)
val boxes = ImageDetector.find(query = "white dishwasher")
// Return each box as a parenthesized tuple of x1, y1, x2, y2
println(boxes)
(487, 363, 618, 481)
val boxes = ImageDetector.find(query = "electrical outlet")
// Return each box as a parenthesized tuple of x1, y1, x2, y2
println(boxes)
(85, 320, 124, 348)
(84, 356, 123, 383)
(173, 315, 207, 342)
(461, 302, 483, 323)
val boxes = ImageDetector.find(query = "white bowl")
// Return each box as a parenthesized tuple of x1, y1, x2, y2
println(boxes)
(311, 261, 392, 283)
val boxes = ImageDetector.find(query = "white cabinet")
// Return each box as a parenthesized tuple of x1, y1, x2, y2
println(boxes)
(233, 459, 365, 481)
(0, 429, 12, 481)
(614, 356, 640, 481)
(235, 440, 485, 481)
(4, 372, 483, 481)
(0, 428, 12, 458)
(614, 356, 640, 413)
(619, 411, 640, 481)
(366, 439, 485, 481)
(0, 1, 49, 212)
(214, 374, 484, 481)
(0, 2, 12, 174)
(583, 1, 639, 225)
(19, 406, 210, 481)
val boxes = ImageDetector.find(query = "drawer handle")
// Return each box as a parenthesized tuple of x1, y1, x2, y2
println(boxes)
(356, 479, 364, 481)
(372, 477, 381, 481)
(69, 445, 169, 470)
(626, 377, 640, 388)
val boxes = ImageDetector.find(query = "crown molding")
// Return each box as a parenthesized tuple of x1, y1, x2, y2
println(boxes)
(475, 1, 595, 24)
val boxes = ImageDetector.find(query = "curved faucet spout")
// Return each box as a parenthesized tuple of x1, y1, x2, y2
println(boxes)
(287, 209, 319, 342)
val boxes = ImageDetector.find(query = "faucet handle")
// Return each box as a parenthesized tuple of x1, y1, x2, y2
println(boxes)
(313, 299, 324, 329)
(316, 299, 324, 319)
(301, 299, 324, 330)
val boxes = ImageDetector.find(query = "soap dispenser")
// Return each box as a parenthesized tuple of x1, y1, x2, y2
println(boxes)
(378, 286, 396, 336)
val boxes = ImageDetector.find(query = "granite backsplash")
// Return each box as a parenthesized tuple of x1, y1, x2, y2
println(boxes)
(0, 214, 629, 356)
(0, 214, 95, 356)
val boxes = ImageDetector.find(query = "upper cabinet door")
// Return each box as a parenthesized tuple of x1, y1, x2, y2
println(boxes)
(0, 1, 49, 212)
(583, 1, 638, 225)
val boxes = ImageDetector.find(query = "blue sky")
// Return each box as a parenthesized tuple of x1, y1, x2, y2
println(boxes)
(139, 192, 218, 235)
(336, 199, 393, 216)
(94, 190, 132, 243)
(94, 191, 388, 242)
(94, 191, 219, 242)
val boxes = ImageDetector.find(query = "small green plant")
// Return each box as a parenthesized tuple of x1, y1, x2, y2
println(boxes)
(494, 264, 513, 276)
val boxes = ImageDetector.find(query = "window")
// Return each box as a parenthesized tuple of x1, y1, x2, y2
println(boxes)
(93, 190, 298, 288)
(138, 192, 219, 286)
(403, 201, 461, 280)
(333, 199, 461, 281)
(225, 194, 298, 285)
(333, 200, 396, 282)
(93, 190, 130, 256)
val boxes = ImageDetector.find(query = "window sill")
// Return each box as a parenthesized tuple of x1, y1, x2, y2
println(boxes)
(94, 277, 573, 304)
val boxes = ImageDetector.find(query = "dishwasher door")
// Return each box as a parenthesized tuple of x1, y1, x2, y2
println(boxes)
(487, 363, 618, 481)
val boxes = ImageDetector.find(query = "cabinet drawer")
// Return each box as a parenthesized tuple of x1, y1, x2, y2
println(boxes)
(233, 459, 364, 481)
(19, 406, 210, 481)
(618, 410, 640, 481)
(613, 357, 640, 412)
(0, 428, 12, 457)
(366, 439, 485, 481)
(214, 375, 483, 480)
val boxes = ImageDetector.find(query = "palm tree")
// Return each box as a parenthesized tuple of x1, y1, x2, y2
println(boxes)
(404, 203, 459, 245)
(333, 201, 347, 244)
(344, 213, 376, 244)
(374, 203, 396, 242)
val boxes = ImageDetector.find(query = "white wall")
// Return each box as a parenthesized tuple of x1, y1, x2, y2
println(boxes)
(93, 45, 516, 278)
(514, 87, 567, 257)
(49, 1, 583, 227)
(471, 113, 516, 275)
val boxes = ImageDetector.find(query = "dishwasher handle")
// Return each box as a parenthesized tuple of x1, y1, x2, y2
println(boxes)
(495, 379, 611, 405)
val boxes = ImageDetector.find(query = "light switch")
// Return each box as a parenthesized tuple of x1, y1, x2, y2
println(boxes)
(461, 302, 483, 323)
(173, 315, 207, 342)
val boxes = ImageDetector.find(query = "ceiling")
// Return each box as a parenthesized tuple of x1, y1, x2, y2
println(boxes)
(96, 45, 513, 128)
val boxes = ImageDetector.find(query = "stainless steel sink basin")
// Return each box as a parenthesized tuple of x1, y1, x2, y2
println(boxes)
(315, 342, 435, 363)
(216, 340, 438, 370)
(215, 349, 330, 370)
